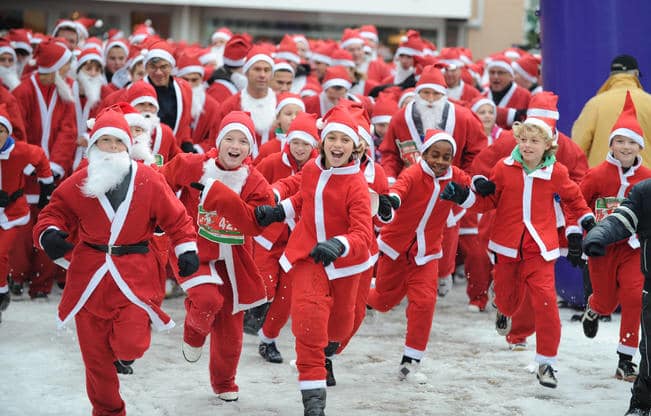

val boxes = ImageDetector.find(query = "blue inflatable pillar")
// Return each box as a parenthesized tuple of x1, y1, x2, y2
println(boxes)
(539, 0, 651, 134)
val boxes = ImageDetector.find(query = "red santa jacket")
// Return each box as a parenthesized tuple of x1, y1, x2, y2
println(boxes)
(0, 139, 53, 229)
(279, 156, 374, 279)
(253, 130, 283, 166)
(191, 92, 221, 153)
(0, 83, 26, 142)
(470, 157, 593, 261)
(161, 151, 273, 312)
(303, 93, 374, 119)
(206, 78, 238, 104)
(33, 161, 197, 330)
(366, 58, 392, 84)
(380, 98, 487, 179)
(379, 160, 471, 265)
(580, 153, 651, 249)
(361, 155, 390, 259)
(484, 82, 531, 129)
(448, 81, 481, 107)
(151, 122, 181, 165)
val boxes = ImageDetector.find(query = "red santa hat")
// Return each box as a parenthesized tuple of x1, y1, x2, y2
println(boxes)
(421, 128, 457, 156)
(331, 49, 355, 69)
(215, 111, 257, 154)
(287, 112, 319, 147)
(130, 22, 155, 44)
(127, 80, 160, 111)
(395, 32, 424, 57)
(222, 35, 251, 67)
(107, 28, 125, 41)
(512, 54, 540, 84)
(0, 103, 13, 136)
(52, 19, 80, 38)
(398, 88, 416, 108)
(438, 48, 465, 69)
(470, 96, 496, 114)
(275, 34, 301, 64)
(211, 27, 233, 43)
(359, 25, 379, 43)
(486, 54, 514, 76)
(0, 38, 16, 62)
(371, 92, 399, 125)
(82, 37, 103, 53)
(104, 39, 130, 60)
(321, 65, 352, 91)
(243, 45, 274, 73)
(522, 91, 558, 143)
(145, 40, 175, 68)
(311, 41, 335, 65)
(7, 29, 33, 54)
(344, 100, 373, 153)
(273, 59, 295, 75)
(35, 38, 72, 74)
(300, 78, 322, 97)
(319, 104, 360, 146)
(77, 48, 104, 71)
(275, 92, 305, 116)
(340, 28, 365, 49)
(503, 47, 524, 61)
(87, 106, 133, 152)
(175, 51, 204, 78)
(110, 101, 149, 133)
(75, 17, 103, 41)
(609, 90, 645, 148)
(127, 44, 145, 70)
(415, 65, 447, 95)
(422, 40, 438, 57)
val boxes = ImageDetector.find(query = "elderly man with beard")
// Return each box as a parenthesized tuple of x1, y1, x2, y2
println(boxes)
(214, 46, 277, 158)
(206, 34, 251, 105)
(7, 29, 33, 77)
(11, 37, 77, 299)
(33, 106, 199, 416)
(0, 38, 27, 142)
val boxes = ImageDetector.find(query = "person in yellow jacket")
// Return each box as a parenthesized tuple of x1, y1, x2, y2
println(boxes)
(573, 55, 651, 167)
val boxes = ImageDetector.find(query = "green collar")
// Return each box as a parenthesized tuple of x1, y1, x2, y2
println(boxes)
(511, 146, 556, 174)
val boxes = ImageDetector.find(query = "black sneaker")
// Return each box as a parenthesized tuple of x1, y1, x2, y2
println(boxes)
(301, 388, 326, 416)
(0, 292, 9, 311)
(325, 358, 336, 387)
(30, 291, 48, 300)
(617, 360, 639, 382)
(8, 278, 23, 297)
(581, 306, 599, 338)
(537, 363, 558, 388)
(258, 341, 283, 364)
(495, 310, 511, 336)
(243, 303, 270, 335)
(114, 360, 134, 375)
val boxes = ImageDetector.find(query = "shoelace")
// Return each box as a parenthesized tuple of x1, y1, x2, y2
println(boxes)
(583, 308, 599, 322)
(541, 365, 557, 380)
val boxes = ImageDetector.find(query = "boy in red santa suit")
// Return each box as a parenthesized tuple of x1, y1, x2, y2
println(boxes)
(254, 92, 305, 164)
(579, 92, 651, 382)
(33, 106, 199, 415)
(254, 111, 320, 363)
(303, 66, 352, 117)
(0, 104, 54, 321)
(254, 105, 374, 415)
(160, 111, 272, 402)
(368, 129, 472, 383)
(442, 111, 595, 388)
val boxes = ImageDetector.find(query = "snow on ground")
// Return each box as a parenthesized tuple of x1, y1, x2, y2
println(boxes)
(1, 281, 632, 416)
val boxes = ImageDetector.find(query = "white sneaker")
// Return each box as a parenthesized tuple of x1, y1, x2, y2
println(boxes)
(182, 341, 202, 363)
(398, 361, 428, 384)
(537, 364, 558, 388)
(217, 391, 239, 402)
(437, 275, 452, 297)
(467, 304, 481, 313)
(508, 342, 527, 351)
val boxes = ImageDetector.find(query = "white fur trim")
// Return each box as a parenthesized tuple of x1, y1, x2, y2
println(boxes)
(124, 113, 149, 130)
(395, 46, 422, 57)
(275, 51, 300, 64)
(215, 122, 255, 154)
(223, 56, 246, 67)
(333, 235, 350, 257)
(470, 98, 495, 114)
(332, 58, 355, 68)
(275, 97, 305, 116)
(299, 380, 327, 390)
(130, 96, 159, 111)
(415, 83, 447, 96)
(371, 115, 391, 125)
(243, 54, 274, 73)
(486, 60, 514, 76)
(321, 122, 359, 146)
(322, 78, 352, 91)
(610, 127, 645, 149)
(0, 116, 12, 136)
(145, 49, 176, 67)
(512, 61, 537, 84)
(77, 52, 104, 69)
(38, 48, 72, 74)
(174, 241, 198, 257)
(88, 126, 132, 152)
(273, 61, 295, 75)
(287, 130, 318, 147)
(360, 31, 379, 43)
(176, 65, 204, 78)
(527, 108, 559, 120)
(340, 38, 364, 49)
(310, 53, 332, 65)
(523, 117, 553, 140)
(420, 131, 457, 155)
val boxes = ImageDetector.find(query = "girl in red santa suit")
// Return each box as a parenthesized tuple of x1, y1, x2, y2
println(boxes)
(33, 106, 199, 416)
(254, 105, 374, 416)
(367, 129, 472, 384)
(442, 112, 595, 388)
(0, 104, 54, 322)
(160, 111, 272, 402)
(254, 111, 320, 363)
(579, 92, 651, 382)
(254, 92, 306, 164)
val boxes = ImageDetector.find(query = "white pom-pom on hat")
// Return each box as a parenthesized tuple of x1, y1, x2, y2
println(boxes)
(86, 118, 96, 130)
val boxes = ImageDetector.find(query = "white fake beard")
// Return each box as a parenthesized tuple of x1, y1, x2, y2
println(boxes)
(77, 70, 104, 108)
(212, 45, 225, 66)
(320, 91, 336, 113)
(230, 71, 248, 91)
(394, 65, 414, 85)
(0, 65, 20, 91)
(141, 111, 160, 132)
(54, 72, 74, 103)
(414, 95, 446, 131)
(241, 89, 275, 135)
(200, 158, 249, 195)
(191, 84, 206, 120)
(81, 147, 131, 198)
(16, 57, 29, 77)
(130, 133, 155, 165)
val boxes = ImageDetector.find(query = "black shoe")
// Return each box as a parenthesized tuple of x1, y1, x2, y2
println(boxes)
(30, 291, 48, 300)
(114, 360, 134, 375)
(8, 278, 23, 297)
(581, 306, 599, 338)
(258, 341, 283, 363)
(0, 292, 10, 311)
(301, 388, 326, 416)
(617, 360, 639, 382)
(56, 281, 65, 290)
(537, 363, 558, 388)
(325, 358, 336, 387)
(243, 303, 270, 335)
(495, 310, 511, 336)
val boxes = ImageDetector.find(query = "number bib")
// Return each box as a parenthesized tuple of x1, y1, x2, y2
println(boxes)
(594, 197, 624, 222)
(396, 139, 421, 168)
(197, 204, 244, 245)
(154, 154, 164, 167)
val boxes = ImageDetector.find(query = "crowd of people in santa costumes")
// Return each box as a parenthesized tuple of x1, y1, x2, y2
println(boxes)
(3, 15, 651, 416)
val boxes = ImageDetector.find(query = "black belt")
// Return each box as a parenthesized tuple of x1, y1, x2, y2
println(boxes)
(9, 189, 23, 202)
(85, 241, 149, 256)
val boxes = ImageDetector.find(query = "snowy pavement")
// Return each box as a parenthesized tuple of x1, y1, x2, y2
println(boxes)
(1, 281, 632, 416)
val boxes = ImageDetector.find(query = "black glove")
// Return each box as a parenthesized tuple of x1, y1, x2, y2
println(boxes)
(377, 194, 396, 221)
(514, 108, 528, 122)
(440, 182, 470, 205)
(0, 190, 9, 208)
(581, 216, 596, 233)
(38, 182, 55, 209)
(190, 182, 205, 199)
(583, 239, 606, 257)
(566, 233, 585, 268)
(309, 238, 345, 267)
(473, 177, 496, 197)
(41, 229, 74, 260)
(177, 250, 199, 277)
(254, 205, 286, 227)
(180, 141, 197, 153)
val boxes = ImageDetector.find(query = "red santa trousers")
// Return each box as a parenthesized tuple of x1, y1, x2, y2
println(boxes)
(368, 254, 438, 357)
(493, 256, 560, 363)
(74, 276, 152, 416)
(336, 266, 373, 353)
(0, 227, 18, 291)
(291, 260, 360, 387)
(149, 234, 171, 301)
(183, 267, 244, 394)
(254, 241, 284, 300)
(506, 289, 535, 345)
(260, 268, 292, 340)
(438, 223, 460, 279)
(458, 233, 492, 309)
(588, 243, 643, 354)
